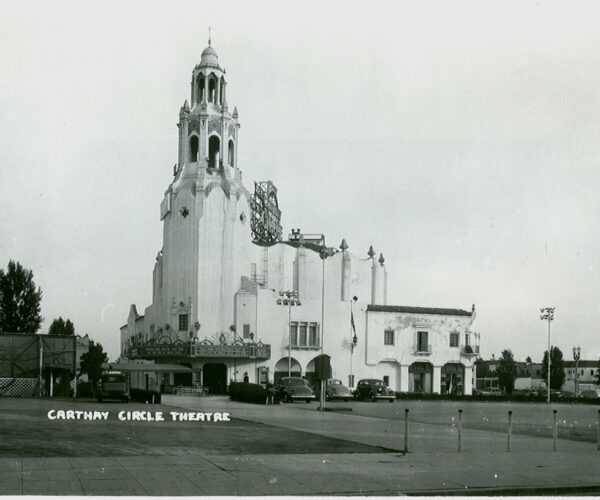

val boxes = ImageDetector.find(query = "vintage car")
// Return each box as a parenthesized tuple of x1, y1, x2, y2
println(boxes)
(581, 389, 600, 399)
(97, 371, 130, 403)
(276, 377, 315, 403)
(325, 379, 353, 401)
(353, 378, 395, 402)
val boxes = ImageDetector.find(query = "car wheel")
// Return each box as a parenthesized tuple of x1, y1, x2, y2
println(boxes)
(344, 398, 349, 402)
(389, 398, 394, 403)
(371, 395, 377, 402)
(306, 399, 311, 403)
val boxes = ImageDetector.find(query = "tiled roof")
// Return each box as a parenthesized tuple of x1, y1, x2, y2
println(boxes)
(564, 360, 598, 368)
(367, 305, 473, 317)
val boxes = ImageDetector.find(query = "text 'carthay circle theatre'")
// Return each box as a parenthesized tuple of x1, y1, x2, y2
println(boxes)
(120, 42, 480, 396)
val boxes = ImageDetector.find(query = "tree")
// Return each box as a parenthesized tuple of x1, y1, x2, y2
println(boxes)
(541, 346, 565, 390)
(474, 357, 489, 378)
(48, 317, 75, 336)
(497, 349, 517, 395)
(80, 340, 108, 389)
(0, 260, 43, 333)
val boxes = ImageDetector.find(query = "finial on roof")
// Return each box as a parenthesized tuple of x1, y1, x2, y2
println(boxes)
(368, 246, 375, 258)
(340, 239, 348, 251)
(233, 106, 238, 119)
(208, 26, 211, 46)
(379, 253, 385, 265)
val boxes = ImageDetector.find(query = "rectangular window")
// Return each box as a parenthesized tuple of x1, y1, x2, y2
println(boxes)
(383, 375, 390, 386)
(417, 331, 429, 352)
(178, 314, 188, 331)
(384, 329, 394, 345)
(299, 324, 307, 346)
(243, 324, 251, 339)
(308, 324, 317, 346)
(449, 332, 459, 347)
(290, 322, 298, 346)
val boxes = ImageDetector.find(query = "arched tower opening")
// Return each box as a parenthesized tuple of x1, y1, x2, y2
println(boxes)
(189, 135, 199, 162)
(208, 135, 221, 169)
(208, 76, 217, 103)
(228, 139, 235, 166)
(197, 77, 205, 104)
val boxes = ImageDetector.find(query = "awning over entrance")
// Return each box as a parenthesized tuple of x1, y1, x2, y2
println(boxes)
(101, 362, 192, 373)
(443, 363, 464, 374)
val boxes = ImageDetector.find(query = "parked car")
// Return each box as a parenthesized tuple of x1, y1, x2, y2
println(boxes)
(276, 377, 315, 403)
(480, 387, 502, 396)
(97, 371, 130, 403)
(325, 379, 353, 401)
(353, 379, 395, 402)
(581, 389, 600, 399)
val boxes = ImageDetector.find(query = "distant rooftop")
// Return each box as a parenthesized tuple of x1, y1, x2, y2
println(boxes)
(367, 305, 473, 317)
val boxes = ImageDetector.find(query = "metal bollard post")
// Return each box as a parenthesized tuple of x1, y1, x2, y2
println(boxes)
(404, 408, 409, 453)
(458, 409, 463, 453)
(507, 410, 512, 452)
(597, 410, 600, 451)
(552, 409, 557, 451)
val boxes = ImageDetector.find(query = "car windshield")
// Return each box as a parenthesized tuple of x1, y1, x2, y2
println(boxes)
(284, 378, 305, 386)
(103, 374, 125, 383)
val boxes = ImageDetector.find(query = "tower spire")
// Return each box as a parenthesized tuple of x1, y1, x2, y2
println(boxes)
(208, 26, 211, 46)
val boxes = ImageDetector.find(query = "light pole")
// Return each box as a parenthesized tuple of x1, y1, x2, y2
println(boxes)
(276, 290, 301, 377)
(319, 246, 336, 411)
(539, 307, 555, 404)
(572, 345, 581, 397)
(349, 296, 358, 388)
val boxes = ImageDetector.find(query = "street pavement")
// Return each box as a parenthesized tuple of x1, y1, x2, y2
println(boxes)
(1, 395, 599, 495)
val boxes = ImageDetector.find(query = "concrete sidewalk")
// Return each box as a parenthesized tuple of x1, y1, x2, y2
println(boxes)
(2, 450, 600, 495)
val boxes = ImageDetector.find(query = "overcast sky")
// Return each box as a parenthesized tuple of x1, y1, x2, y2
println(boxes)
(1, 0, 600, 362)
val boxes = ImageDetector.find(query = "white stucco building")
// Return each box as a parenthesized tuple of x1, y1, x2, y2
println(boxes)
(120, 42, 480, 395)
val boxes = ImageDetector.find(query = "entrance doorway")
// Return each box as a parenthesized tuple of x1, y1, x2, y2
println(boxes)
(274, 357, 301, 384)
(203, 363, 227, 395)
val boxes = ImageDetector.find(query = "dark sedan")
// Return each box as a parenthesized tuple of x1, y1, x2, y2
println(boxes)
(276, 377, 315, 403)
(353, 378, 395, 402)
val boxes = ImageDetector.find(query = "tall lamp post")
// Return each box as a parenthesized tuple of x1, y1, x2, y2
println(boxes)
(572, 345, 581, 397)
(349, 296, 358, 388)
(319, 246, 336, 411)
(539, 307, 555, 404)
(276, 290, 301, 377)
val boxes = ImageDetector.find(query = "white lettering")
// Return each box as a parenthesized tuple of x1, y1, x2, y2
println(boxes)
(47, 410, 56, 420)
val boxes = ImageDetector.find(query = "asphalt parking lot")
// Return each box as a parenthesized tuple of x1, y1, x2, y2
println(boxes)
(0, 397, 389, 457)
(320, 398, 600, 443)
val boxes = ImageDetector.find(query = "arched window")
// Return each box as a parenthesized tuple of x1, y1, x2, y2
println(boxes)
(189, 135, 199, 162)
(208, 77, 216, 103)
(228, 139, 235, 166)
(208, 135, 220, 169)
(197, 77, 205, 104)
(219, 78, 224, 105)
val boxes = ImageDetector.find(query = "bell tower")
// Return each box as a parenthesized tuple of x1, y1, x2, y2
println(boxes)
(149, 39, 253, 345)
